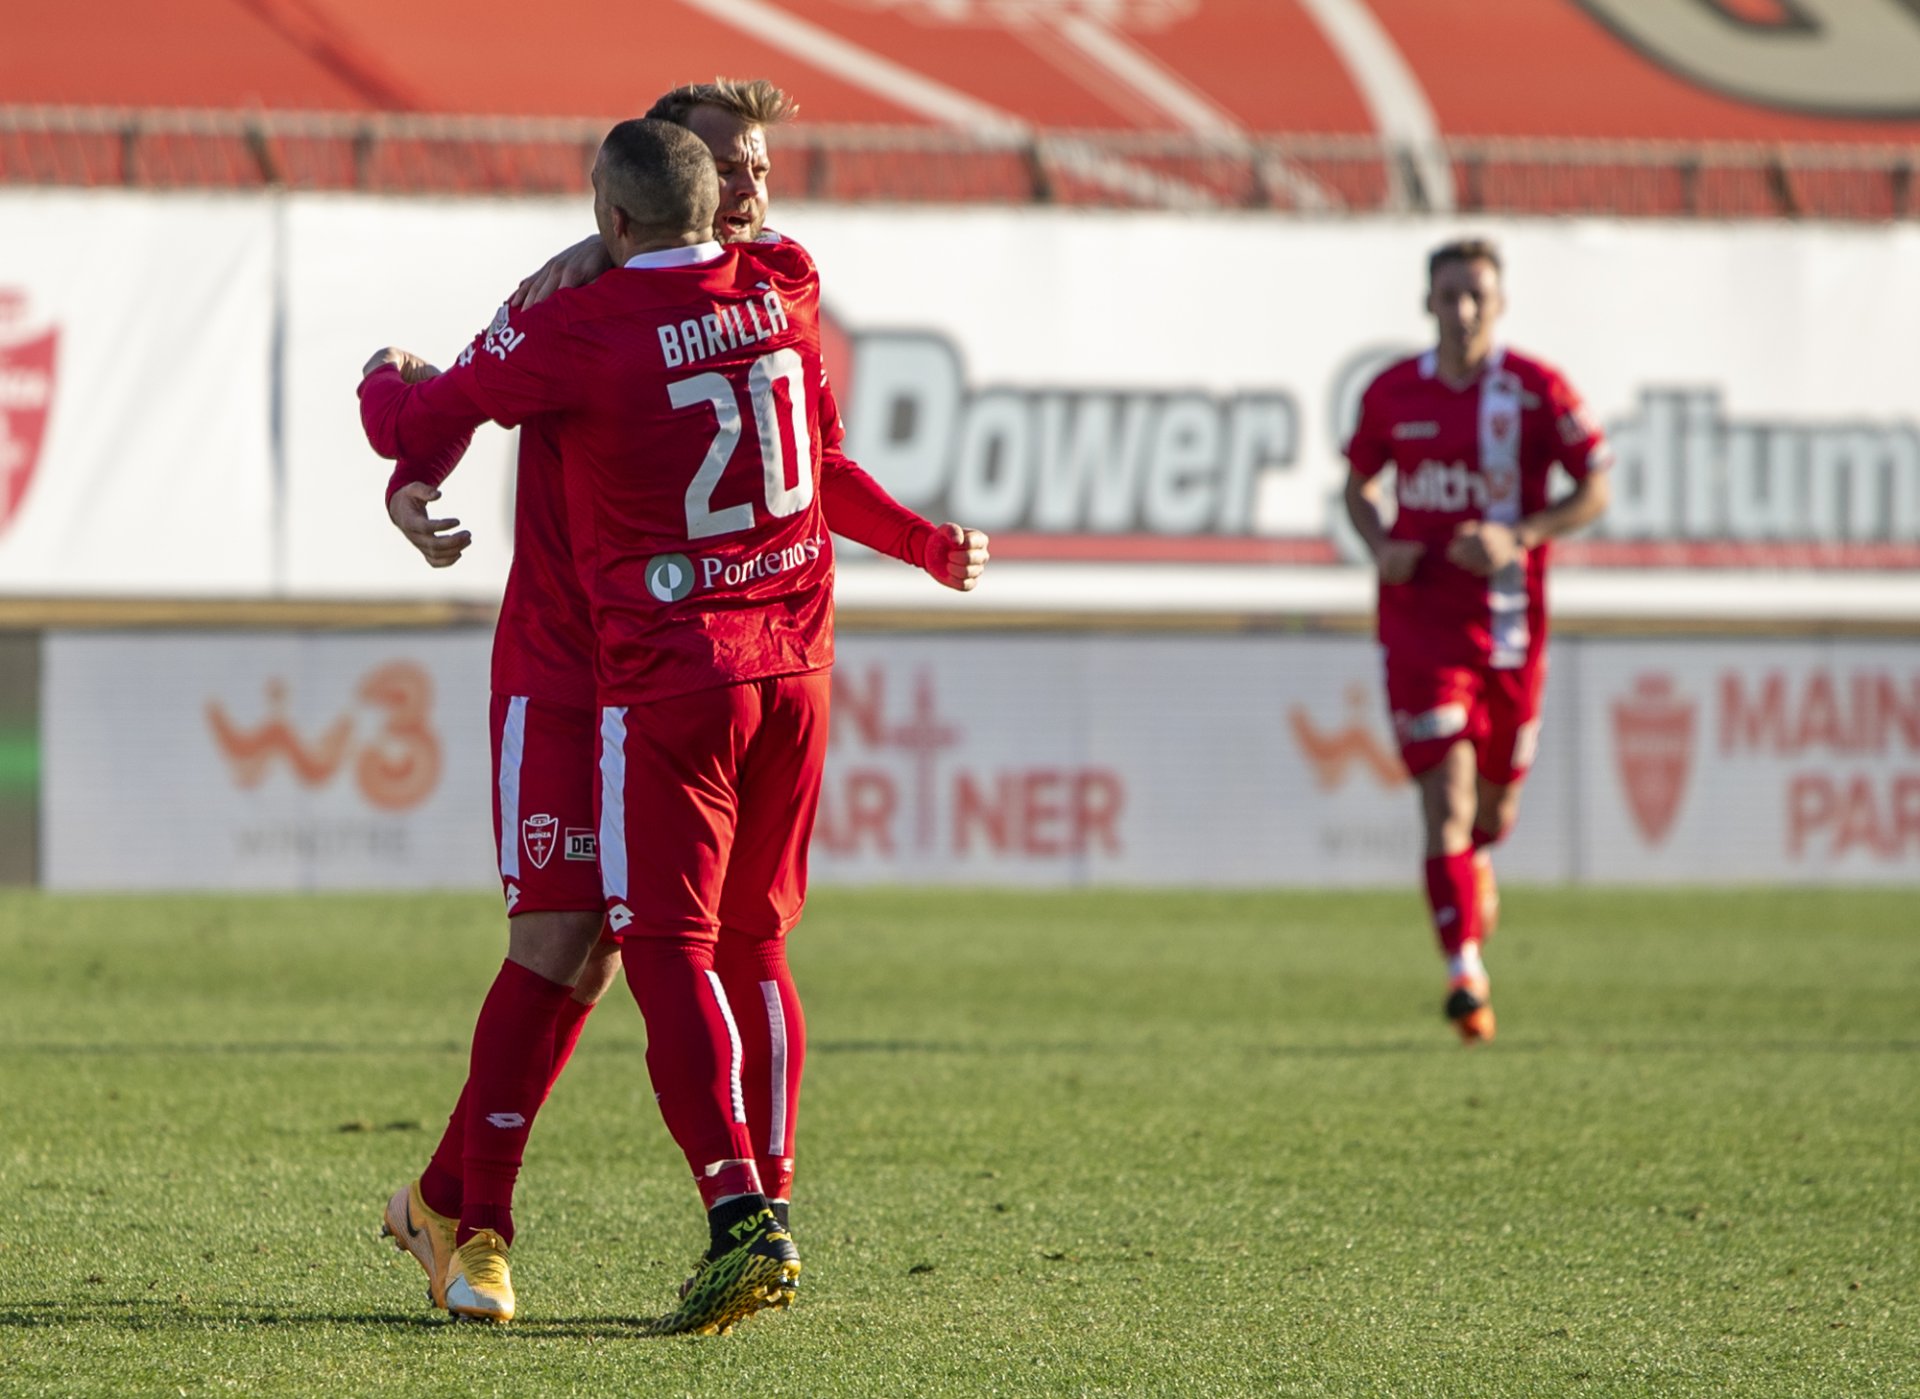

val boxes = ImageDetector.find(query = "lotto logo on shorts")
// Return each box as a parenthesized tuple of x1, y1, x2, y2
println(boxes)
(564, 828, 597, 862)
(522, 812, 558, 869)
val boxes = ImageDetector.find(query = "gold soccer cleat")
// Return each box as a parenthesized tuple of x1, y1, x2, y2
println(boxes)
(443, 1227, 516, 1323)
(382, 1180, 459, 1310)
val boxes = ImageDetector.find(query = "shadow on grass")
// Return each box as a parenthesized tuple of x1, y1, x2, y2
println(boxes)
(0, 1297, 684, 1340)
(5, 1035, 1916, 1060)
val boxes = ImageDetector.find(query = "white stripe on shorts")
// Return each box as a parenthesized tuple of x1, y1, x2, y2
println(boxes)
(597, 706, 629, 902)
(497, 695, 528, 879)
(760, 980, 788, 1155)
(706, 969, 747, 1125)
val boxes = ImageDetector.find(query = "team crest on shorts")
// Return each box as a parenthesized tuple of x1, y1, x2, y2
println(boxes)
(522, 812, 558, 869)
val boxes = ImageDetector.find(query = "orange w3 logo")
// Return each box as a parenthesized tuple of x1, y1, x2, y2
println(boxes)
(205, 661, 442, 811)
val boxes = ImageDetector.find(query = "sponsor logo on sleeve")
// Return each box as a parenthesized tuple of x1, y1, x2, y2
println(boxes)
(482, 304, 526, 360)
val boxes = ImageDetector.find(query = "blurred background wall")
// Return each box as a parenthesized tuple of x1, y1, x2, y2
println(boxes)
(3, 0, 1916, 888)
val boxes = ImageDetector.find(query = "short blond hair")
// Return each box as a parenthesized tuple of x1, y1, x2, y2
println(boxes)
(646, 78, 799, 130)
(1428, 237, 1502, 287)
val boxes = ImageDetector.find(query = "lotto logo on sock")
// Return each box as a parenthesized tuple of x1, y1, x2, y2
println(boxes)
(485, 1112, 527, 1130)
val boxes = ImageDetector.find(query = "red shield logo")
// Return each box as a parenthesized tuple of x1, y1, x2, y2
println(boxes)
(0, 291, 57, 537)
(1612, 673, 1694, 845)
(1490, 410, 1515, 442)
(522, 813, 558, 869)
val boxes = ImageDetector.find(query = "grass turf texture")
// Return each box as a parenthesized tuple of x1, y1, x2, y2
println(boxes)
(0, 888, 1915, 1397)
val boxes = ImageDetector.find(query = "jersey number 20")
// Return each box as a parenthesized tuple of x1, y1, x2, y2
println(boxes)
(669, 348, 813, 541)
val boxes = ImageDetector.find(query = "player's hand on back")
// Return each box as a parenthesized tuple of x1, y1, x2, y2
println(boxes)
(511, 234, 614, 309)
(1372, 538, 1425, 585)
(388, 482, 473, 568)
(362, 347, 440, 383)
(922, 522, 990, 591)
(1445, 520, 1519, 577)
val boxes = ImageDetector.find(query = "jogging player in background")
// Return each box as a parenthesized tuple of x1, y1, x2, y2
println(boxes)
(1343, 238, 1610, 1044)
(374, 81, 988, 1326)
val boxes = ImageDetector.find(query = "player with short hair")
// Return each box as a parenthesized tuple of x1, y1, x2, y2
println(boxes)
(373, 82, 987, 1325)
(1343, 238, 1610, 1043)
(364, 115, 882, 1334)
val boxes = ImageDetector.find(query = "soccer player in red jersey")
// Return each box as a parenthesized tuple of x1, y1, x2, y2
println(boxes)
(371, 87, 987, 1327)
(364, 118, 903, 1333)
(1343, 238, 1611, 1043)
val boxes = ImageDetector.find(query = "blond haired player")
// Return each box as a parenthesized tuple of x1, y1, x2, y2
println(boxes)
(375, 82, 987, 1325)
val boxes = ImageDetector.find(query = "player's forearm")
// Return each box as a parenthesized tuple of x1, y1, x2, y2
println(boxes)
(1343, 473, 1393, 557)
(1516, 471, 1611, 550)
(385, 429, 476, 506)
(821, 457, 937, 566)
(358, 365, 486, 463)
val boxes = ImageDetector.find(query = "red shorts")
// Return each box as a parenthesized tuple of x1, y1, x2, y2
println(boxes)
(1382, 650, 1546, 784)
(596, 671, 831, 942)
(490, 694, 603, 915)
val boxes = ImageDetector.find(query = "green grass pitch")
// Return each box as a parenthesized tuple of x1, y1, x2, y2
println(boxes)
(1, 886, 1915, 1396)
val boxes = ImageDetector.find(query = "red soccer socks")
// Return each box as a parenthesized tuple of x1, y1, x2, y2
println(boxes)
(1423, 850, 1483, 958)
(714, 933, 805, 1206)
(457, 958, 571, 1246)
(620, 934, 759, 1208)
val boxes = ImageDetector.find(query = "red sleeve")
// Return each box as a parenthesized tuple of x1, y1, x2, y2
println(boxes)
(816, 370, 938, 568)
(358, 365, 486, 462)
(384, 428, 476, 506)
(1543, 369, 1611, 480)
(359, 300, 581, 467)
(1345, 378, 1394, 479)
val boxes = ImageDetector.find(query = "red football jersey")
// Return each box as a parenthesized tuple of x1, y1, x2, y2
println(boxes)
(364, 238, 836, 703)
(377, 231, 933, 711)
(1347, 346, 1609, 669)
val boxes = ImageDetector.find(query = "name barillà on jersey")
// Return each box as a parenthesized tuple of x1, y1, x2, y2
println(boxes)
(658, 290, 791, 369)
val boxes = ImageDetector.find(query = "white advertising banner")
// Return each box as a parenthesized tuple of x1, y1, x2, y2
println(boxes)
(0, 191, 276, 592)
(279, 195, 580, 599)
(42, 628, 1917, 890)
(42, 632, 495, 890)
(1577, 639, 1920, 884)
(5, 192, 1920, 620)
(812, 633, 1575, 886)
(43, 628, 1579, 892)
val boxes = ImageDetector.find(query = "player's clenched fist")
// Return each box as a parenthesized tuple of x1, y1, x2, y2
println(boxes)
(1445, 520, 1520, 577)
(1372, 538, 1425, 585)
(362, 347, 441, 383)
(388, 481, 473, 569)
(921, 522, 990, 591)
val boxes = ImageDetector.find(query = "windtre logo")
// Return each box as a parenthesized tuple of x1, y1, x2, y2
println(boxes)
(205, 661, 442, 812)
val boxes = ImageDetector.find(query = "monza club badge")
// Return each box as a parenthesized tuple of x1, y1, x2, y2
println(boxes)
(1611, 673, 1696, 846)
(522, 813, 559, 869)
(0, 290, 57, 537)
